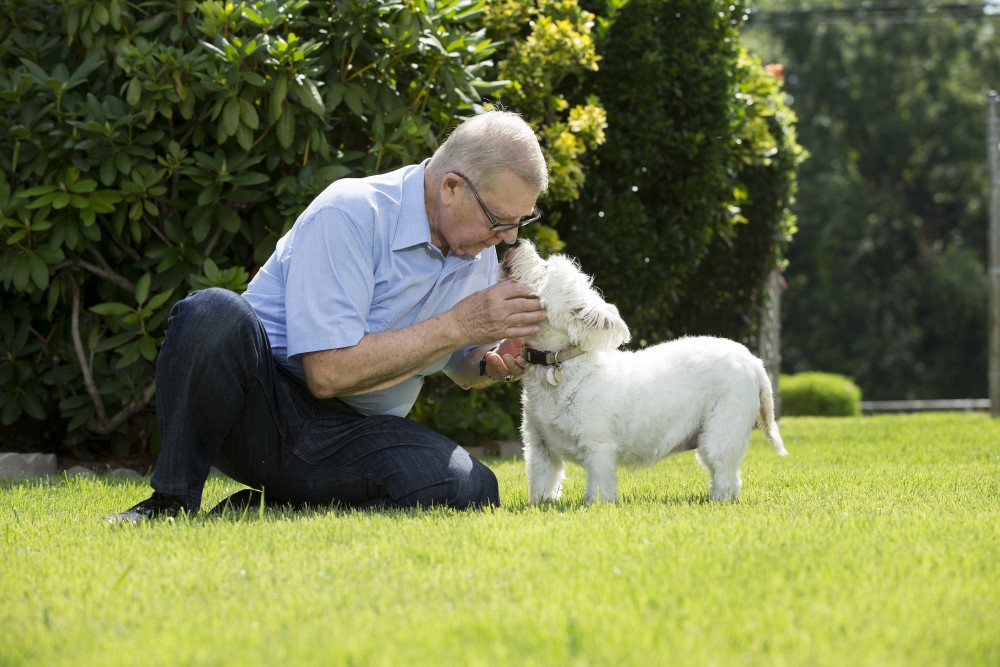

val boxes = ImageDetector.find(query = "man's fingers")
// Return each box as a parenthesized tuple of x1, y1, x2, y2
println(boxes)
(495, 278, 536, 298)
(511, 310, 546, 327)
(509, 296, 543, 309)
(485, 349, 528, 382)
(502, 353, 526, 372)
(497, 338, 523, 357)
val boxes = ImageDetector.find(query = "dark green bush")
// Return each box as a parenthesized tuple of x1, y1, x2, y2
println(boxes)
(780, 372, 862, 417)
(559, 0, 804, 347)
(667, 51, 805, 343)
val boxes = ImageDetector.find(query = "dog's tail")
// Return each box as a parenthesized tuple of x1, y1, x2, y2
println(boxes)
(756, 362, 788, 456)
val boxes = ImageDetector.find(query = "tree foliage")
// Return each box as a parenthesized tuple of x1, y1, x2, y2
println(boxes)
(746, 3, 998, 399)
(557, 0, 805, 347)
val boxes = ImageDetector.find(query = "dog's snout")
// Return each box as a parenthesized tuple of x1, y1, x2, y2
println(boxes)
(499, 250, 514, 278)
(500, 243, 521, 273)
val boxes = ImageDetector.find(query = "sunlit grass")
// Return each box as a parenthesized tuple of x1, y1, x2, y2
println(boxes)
(2, 413, 998, 666)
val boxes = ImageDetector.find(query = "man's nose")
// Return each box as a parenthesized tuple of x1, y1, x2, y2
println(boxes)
(500, 228, 520, 245)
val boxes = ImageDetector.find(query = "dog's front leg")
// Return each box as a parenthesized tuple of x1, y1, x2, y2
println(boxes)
(525, 442, 565, 504)
(582, 445, 619, 503)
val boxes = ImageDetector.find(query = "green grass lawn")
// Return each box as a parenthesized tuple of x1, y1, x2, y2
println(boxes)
(2, 413, 998, 666)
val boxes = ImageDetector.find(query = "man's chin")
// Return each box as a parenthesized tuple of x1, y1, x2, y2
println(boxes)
(455, 244, 486, 256)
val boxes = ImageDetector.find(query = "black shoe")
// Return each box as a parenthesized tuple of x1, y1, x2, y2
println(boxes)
(207, 489, 303, 516)
(105, 491, 190, 524)
(207, 489, 265, 516)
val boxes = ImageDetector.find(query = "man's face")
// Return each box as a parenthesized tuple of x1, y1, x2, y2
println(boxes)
(437, 169, 538, 256)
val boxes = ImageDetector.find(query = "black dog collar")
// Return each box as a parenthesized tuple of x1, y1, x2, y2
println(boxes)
(522, 345, 585, 366)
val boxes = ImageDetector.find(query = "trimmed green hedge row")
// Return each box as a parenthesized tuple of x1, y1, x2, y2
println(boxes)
(781, 372, 863, 417)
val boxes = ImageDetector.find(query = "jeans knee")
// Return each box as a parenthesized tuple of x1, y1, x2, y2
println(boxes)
(449, 452, 500, 509)
(163, 288, 260, 361)
(172, 288, 252, 331)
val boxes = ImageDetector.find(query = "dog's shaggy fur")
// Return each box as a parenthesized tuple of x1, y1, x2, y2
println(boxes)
(502, 241, 787, 503)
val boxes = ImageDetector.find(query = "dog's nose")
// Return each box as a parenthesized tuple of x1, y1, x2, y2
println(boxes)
(509, 239, 523, 248)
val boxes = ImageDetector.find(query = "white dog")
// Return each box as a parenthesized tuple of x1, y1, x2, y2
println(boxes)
(501, 240, 787, 503)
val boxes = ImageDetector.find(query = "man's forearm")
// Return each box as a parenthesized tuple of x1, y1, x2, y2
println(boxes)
(300, 278, 545, 399)
(300, 313, 464, 398)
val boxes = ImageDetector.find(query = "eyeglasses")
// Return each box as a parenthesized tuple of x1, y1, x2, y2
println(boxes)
(453, 171, 542, 232)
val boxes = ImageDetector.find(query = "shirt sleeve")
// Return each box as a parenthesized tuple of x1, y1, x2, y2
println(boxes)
(443, 344, 479, 374)
(284, 205, 377, 358)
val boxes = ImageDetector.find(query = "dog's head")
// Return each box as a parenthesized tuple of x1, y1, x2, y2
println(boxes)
(501, 240, 631, 352)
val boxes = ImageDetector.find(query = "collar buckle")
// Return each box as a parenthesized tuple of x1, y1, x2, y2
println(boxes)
(523, 345, 584, 367)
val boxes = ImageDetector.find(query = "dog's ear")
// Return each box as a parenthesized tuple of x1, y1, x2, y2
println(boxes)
(568, 300, 631, 351)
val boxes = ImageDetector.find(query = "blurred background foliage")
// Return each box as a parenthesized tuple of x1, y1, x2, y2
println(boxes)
(743, 0, 999, 400)
(3, 0, 798, 457)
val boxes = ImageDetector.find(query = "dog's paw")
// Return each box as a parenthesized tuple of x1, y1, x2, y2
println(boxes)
(584, 490, 618, 504)
(529, 489, 563, 504)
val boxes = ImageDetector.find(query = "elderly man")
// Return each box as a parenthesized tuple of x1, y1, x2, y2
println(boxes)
(108, 110, 548, 522)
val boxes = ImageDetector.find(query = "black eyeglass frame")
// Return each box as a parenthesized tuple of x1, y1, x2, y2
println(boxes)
(453, 171, 542, 232)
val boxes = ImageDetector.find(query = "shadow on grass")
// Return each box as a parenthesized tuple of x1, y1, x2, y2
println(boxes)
(196, 489, 723, 523)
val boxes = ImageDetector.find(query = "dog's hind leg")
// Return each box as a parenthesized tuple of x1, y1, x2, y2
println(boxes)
(696, 450, 743, 501)
(695, 416, 751, 502)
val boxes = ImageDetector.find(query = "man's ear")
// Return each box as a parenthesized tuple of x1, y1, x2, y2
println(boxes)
(440, 173, 461, 206)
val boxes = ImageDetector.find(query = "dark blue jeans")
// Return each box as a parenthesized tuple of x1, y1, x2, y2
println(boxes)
(150, 288, 500, 513)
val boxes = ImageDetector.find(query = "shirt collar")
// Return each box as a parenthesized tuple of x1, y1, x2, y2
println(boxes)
(392, 159, 435, 252)
(392, 159, 485, 263)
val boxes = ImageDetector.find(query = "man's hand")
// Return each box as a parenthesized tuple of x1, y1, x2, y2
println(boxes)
(450, 279, 546, 344)
(481, 337, 527, 382)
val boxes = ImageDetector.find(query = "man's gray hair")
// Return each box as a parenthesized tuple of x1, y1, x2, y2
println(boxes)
(428, 110, 548, 195)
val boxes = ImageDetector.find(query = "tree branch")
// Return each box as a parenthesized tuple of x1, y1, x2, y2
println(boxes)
(69, 276, 157, 436)
(69, 277, 108, 425)
(74, 258, 135, 293)
(204, 224, 226, 257)
(95, 382, 157, 436)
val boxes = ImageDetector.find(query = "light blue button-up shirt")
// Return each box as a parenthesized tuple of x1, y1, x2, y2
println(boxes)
(243, 160, 497, 417)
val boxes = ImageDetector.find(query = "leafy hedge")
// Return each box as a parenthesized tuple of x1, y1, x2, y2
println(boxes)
(780, 372, 862, 417)
(559, 0, 805, 347)
(667, 52, 805, 343)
